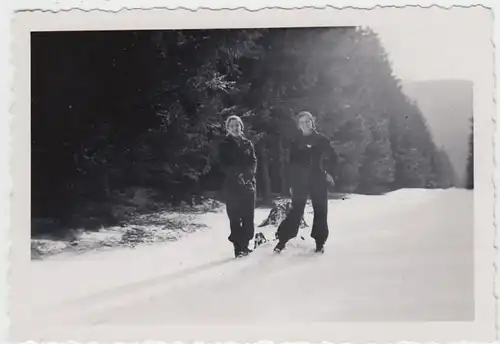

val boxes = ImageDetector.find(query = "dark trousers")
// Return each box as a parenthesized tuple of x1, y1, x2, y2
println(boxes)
(225, 186, 256, 249)
(276, 176, 329, 245)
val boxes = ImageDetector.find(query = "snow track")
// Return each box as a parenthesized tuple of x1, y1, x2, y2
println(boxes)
(22, 188, 474, 335)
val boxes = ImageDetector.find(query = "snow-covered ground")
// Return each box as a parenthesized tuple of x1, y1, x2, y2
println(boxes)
(21, 188, 473, 337)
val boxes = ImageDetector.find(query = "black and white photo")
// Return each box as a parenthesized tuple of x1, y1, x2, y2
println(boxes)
(9, 5, 496, 342)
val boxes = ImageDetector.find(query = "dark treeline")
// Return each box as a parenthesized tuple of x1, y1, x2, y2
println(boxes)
(31, 27, 459, 234)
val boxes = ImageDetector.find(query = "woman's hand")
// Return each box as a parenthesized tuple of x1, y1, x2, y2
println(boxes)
(237, 173, 245, 185)
(326, 173, 335, 186)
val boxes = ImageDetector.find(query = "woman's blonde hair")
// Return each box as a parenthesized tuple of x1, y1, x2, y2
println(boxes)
(296, 111, 316, 129)
(225, 115, 244, 132)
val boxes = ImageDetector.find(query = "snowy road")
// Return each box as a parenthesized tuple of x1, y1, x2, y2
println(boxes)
(25, 189, 473, 330)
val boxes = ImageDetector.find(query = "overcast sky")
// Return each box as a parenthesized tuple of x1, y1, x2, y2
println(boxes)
(361, 6, 491, 82)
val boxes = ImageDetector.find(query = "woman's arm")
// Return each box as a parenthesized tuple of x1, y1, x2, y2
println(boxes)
(245, 141, 257, 176)
(322, 135, 339, 183)
(238, 142, 257, 188)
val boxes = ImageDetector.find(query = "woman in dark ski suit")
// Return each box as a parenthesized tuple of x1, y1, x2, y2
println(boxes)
(218, 115, 257, 258)
(274, 111, 338, 254)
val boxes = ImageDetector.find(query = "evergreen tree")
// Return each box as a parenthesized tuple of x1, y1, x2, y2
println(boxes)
(31, 27, 456, 234)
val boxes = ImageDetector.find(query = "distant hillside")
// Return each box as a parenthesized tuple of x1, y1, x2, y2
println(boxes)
(402, 79, 473, 187)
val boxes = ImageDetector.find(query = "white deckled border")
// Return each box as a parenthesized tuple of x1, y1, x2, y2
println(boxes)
(3, 0, 499, 343)
(6, 0, 500, 12)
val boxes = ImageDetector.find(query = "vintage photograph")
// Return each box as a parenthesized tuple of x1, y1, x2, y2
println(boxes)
(10, 5, 495, 343)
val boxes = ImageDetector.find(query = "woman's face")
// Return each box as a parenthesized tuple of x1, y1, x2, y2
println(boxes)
(298, 115, 314, 135)
(227, 119, 242, 137)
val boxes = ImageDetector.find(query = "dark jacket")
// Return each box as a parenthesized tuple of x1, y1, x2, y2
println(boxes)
(218, 134, 257, 192)
(288, 130, 338, 184)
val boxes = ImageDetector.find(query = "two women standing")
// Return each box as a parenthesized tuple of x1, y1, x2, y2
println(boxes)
(218, 111, 338, 257)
